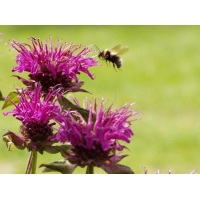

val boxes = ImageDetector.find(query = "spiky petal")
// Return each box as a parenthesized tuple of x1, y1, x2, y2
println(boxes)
(11, 37, 99, 93)
(56, 98, 139, 173)
(3, 85, 63, 152)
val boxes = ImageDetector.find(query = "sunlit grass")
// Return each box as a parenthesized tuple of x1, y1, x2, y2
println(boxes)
(0, 25, 200, 174)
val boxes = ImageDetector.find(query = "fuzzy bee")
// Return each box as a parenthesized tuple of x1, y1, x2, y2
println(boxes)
(98, 45, 129, 70)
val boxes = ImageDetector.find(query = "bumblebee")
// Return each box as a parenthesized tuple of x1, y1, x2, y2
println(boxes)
(98, 45, 129, 70)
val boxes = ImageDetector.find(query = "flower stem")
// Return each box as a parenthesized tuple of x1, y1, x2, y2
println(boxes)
(25, 151, 33, 174)
(25, 150, 38, 174)
(31, 150, 37, 174)
(86, 163, 94, 174)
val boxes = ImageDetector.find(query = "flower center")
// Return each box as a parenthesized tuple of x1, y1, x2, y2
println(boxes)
(29, 68, 74, 93)
(20, 120, 54, 144)
(69, 141, 112, 167)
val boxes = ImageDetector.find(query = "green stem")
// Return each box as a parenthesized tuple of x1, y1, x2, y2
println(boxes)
(86, 163, 94, 174)
(25, 151, 33, 174)
(31, 150, 37, 174)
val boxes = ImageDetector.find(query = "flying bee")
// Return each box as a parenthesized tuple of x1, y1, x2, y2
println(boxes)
(98, 45, 129, 70)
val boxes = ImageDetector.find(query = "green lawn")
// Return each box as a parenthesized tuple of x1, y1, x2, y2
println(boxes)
(0, 25, 200, 174)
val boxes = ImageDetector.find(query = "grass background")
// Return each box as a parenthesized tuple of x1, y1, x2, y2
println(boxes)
(0, 25, 200, 174)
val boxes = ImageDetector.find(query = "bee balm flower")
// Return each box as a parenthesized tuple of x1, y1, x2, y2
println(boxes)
(3, 85, 63, 153)
(56, 98, 139, 174)
(11, 37, 99, 94)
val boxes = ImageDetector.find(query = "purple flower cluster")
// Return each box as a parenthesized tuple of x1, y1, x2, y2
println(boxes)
(11, 37, 99, 93)
(3, 37, 139, 173)
(3, 85, 63, 152)
(56, 98, 139, 172)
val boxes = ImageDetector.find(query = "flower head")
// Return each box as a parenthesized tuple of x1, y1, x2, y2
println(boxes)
(56, 98, 139, 173)
(11, 37, 99, 94)
(3, 85, 63, 152)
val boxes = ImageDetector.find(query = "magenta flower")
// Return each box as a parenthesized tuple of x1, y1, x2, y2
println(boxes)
(3, 85, 63, 153)
(56, 98, 139, 173)
(11, 37, 99, 94)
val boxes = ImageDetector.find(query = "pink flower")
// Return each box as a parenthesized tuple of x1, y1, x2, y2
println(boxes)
(56, 98, 139, 173)
(11, 37, 99, 94)
(3, 85, 63, 152)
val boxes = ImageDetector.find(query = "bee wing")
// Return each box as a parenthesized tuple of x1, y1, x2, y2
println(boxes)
(111, 45, 129, 55)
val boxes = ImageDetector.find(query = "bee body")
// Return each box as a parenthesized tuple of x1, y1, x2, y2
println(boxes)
(98, 45, 128, 70)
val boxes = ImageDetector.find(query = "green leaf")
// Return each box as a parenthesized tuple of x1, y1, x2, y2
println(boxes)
(58, 96, 96, 123)
(0, 91, 4, 101)
(101, 163, 134, 174)
(2, 131, 26, 151)
(2, 91, 19, 110)
(2, 136, 14, 151)
(44, 144, 72, 158)
(40, 160, 76, 174)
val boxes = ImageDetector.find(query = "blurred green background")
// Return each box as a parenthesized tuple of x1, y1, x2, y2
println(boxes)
(0, 25, 200, 174)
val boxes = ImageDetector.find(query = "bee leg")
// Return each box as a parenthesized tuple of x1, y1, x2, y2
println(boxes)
(118, 67, 122, 71)
(112, 63, 117, 72)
